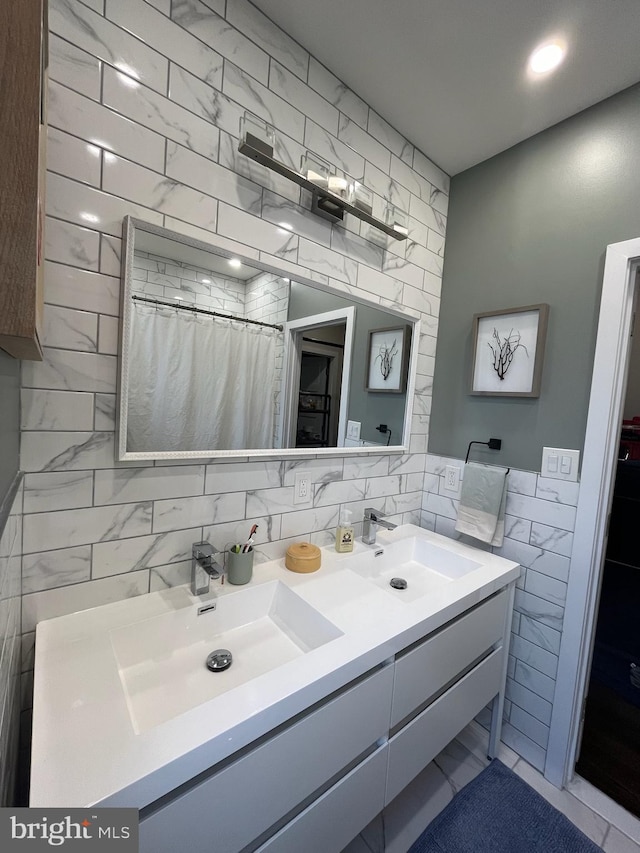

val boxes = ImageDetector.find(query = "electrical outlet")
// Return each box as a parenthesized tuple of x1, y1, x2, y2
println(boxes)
(346, 420, 361, 441)
(294, 471, 312, 505)
(445, 465, 460, 491)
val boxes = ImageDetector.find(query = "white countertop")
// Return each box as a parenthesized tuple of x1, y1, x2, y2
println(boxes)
(29, 524, 519, 809)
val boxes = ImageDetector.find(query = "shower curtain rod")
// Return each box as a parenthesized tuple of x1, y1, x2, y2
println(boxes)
(132, 295, 284, 331)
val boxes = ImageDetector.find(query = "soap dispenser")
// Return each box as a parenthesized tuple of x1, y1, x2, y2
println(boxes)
(335, 509, 354, 553)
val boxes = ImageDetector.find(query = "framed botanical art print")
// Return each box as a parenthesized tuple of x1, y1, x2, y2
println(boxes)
(365, 325, 411, 393)
(470, 304, 549, 397)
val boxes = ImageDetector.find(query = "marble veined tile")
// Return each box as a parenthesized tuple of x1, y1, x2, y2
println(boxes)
(338, 115, 390, 175)
(22, 571, 150, 634)
(364, 161, 411, 215)
(223, 62, 305, 144)
(50, 0, 168, 94)
(153, 493, 246, 533)
(98, 315, 119, 356)
(165, 142, 262, 215)
(514, 589, 565, 633)
(280, 506, 339, 539)
(506, 493, 576, 532)
(205, 461, 282, 494)
(106, 0, 223, 90)
(307, 58, 368, 130)
(368, 111, 413, 165)
(44, 263, 120, 317)
(103, 156, 218, 234)
(102, 66, 219, 162)
(48, 32, 101, 101)
(412, 148, 450, 196)
(42, 304, 97, 353)
(168, 64, 243, 139)
(22, 546, 92, 594)
(21, 389, 95, 432)
(409, 194, 446, 236)
(382, 253, 424, 290)
(217, 204, 298, 259)
(172, 0, 269, 85)
(22, 348, 117, 394)
(506, 677, 553, 726)
(530, 522, 574, 557)
(95, 394, 116, 431)
(47, 127, 101, 187)
(94, 466, 205, 505)
(227, 0, 308, 80)
(356, 265, 404, 304)
(519, 613, 561, 656)
(261, 190, 332, 248)
(45, 217, 99, 272)
(48, 81, 166, 174)
(304, 120, 365, 180)
(92, 528, 202, 577)
(297, 239, 358, 286)
(23, 501, 152, 553)
(24, 471, 94, 513)
(536, 476, 580, 506)
(20, 431, 116, 473)
(331, 229, 384, 272)
(270, 61, 338, 136)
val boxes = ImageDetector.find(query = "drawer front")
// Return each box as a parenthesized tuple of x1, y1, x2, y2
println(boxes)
(386, 647, 503, 805)
(391, 588, 508, 727)
(256, 744, 388, 853)
(140, 664, 393, 853)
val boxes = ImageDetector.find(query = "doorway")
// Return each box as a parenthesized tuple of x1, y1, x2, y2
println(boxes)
(546, 240, 640, 795)
(574, 291, 640, 814)
(295, 332, 345, 448)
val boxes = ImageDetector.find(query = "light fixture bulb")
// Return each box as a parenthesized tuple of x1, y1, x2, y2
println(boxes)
(528, 41, 566, 75)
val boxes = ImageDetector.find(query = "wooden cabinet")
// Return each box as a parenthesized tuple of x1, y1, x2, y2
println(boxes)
(0, 0, 48, 360)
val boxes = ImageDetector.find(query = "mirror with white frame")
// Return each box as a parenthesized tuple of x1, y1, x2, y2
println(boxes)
(117, 217, 420, 460)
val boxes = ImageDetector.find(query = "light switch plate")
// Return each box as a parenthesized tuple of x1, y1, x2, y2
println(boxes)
(541, 447, 580, 482)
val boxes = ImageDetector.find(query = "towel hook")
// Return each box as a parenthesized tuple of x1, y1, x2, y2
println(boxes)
(465, 438, 509, 474)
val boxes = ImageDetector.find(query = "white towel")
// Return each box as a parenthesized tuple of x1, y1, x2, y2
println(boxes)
(454, 462, 509, 546)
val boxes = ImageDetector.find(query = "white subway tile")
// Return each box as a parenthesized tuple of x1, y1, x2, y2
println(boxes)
(172, 0, 269, 84)
(524, 569, 567, 606)
(50, 0, 168, 93)
(94, 466, 205, 505)
(536, 476, 580, 506)
(22, 546, 92, 594)
(102, 66, 219, 162)
(297, 239, 357, 285)
(307, 58, 368, 129)
(412, 149, 450, 195)
(47, 128, 101, 187)
(223, 62, 305, 143)
(304, 120, 365, 179)
(511, 635, 558, 680)
(506, 493, 576, 532)
(280, 506, 339, 539)
(218, 204, 298, 258)
(227, 0, 308, 80)
(45, 217, 100, 271)
(48, 33, 101, 100)
(338, 116, 390, 174)
(106, 0, 224, 90)
(519, 614, 562, 656)
(530, 522, 574, 558)
(20, 431, 116, 473)
(95, 394, 116, 431)
(98, 315, 119, 355)
(270, 62, 337, 135)
(21, 389, 95, 432)
(24, 472, 94, 513)
(22, 348, 117, 394)
(42, 304, 98, 352)
(92, 528, 201, 577)
(205, 461, 282, 494)
(44, 263, 120, 316)
(22, 571, 150, 633)
(153, 493, 246, 532)
(23, 502, 152, 553)
(509, 704, 549, 749)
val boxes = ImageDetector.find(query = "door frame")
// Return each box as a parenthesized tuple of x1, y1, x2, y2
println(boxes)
(545, 237, 640, 787)
(281, 307, 355, 449)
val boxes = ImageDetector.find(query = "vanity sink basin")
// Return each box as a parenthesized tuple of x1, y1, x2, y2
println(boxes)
(349, 536, 483, 603)
(110, 580, 343, 733)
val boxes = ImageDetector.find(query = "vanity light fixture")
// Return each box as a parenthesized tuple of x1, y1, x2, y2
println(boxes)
(528, 40, 566, 75)
(238, 111, 408, 240)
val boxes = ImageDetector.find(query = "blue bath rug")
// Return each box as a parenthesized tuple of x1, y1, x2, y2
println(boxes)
(408, 759, 602, 852)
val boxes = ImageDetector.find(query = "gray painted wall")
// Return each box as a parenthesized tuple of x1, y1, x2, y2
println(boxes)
(430, 82, 640, 472)
(0, 350, 20, 501)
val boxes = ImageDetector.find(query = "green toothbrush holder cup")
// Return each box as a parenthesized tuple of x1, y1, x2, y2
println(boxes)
(227, 548, 254, 585)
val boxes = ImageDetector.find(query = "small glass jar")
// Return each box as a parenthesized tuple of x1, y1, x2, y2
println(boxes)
(300, 151, 331, 188)
(385, 204, 409, 236)
(348, 181, 373, 215)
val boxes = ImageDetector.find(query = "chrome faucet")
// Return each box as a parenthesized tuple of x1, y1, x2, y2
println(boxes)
(191, 541, 224, 596)
(362, 507, 397, 545)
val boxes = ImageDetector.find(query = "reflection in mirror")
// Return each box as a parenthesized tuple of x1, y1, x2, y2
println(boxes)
(118, 218, 419, 460)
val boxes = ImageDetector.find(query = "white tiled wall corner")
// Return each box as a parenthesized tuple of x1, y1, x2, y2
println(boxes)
(20, 0, 449, 734)
(0, 480, 23, 806)
(422, 452, 580, 770)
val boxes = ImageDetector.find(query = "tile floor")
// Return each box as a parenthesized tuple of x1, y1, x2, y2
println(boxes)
(343, 722, 640, 852)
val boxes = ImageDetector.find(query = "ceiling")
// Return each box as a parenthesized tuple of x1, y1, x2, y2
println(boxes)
(251, 0, 640, 176)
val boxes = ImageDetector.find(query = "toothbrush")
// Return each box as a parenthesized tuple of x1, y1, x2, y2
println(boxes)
(242, 524, 258, 553)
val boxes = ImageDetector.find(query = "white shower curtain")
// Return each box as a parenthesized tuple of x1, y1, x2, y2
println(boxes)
(127, 303, 278, 452)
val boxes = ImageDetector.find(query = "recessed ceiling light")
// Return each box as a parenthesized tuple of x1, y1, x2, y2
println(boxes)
(528, 40, 566, 75)
(228, 259, 242, 269)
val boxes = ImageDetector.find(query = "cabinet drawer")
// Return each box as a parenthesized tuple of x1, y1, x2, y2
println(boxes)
(256, 744, 388, 853)
(140, 664, 393, 853)
(391, 588, 507, 727)
(386, 647, 503, 805)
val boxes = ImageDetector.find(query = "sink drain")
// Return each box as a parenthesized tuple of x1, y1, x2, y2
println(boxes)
(390, 577, 408, 590)
(206, 649, 232, 672)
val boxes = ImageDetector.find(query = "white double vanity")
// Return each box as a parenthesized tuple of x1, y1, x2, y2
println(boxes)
(30, 524, 519, 853)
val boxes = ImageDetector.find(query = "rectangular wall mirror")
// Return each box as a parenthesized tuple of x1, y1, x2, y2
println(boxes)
(117, 217, 420, 461)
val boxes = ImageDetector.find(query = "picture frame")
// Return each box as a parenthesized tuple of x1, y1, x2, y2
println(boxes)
(365, 325, 411, 393)
(470, 303, 549, 397)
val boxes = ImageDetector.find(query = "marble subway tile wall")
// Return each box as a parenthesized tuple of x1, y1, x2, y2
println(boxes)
(423, 454, 577, 772)
(20, 0, 447, 718)
(0, 480, 23, 805)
